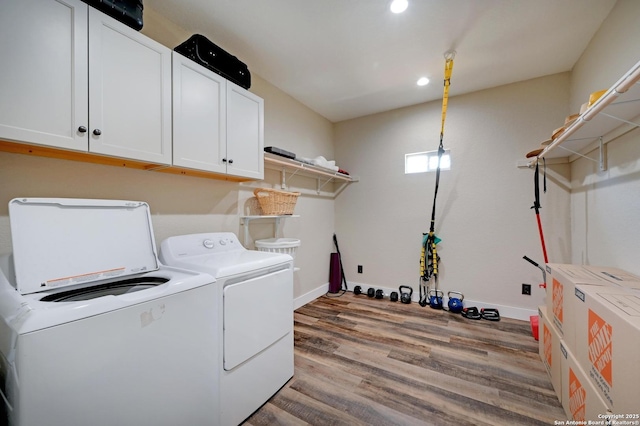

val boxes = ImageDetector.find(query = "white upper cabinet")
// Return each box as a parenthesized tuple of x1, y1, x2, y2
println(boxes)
(172, 54, 264, 180)
(88, 9, 172, 164)
(0, 0, 88, 151)
(172, 53, 227, 173)
(0, 0, 172, 165)
(226, 82, 264, 180)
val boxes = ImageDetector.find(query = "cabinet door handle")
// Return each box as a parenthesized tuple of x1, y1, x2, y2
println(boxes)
(222, 158, 227, 163)
(78, 126, 87, 133)
(228, 159, 233, 164)
(93, 129, 102, 136)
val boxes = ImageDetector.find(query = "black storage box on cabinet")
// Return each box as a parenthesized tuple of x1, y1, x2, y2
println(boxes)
(82, 0, 144, 31)
(174, 34, 251, 89)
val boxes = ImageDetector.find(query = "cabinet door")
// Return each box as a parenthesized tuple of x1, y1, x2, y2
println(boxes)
(0, 0, 88, 151)
(172, 54, 227, 173)
(226, 82, 264, 180)
(88, 8, 172, 164)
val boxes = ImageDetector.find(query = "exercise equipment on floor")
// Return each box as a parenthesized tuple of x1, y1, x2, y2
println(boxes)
(399, 285, 413, 304)
(461, 306, 482, 320)
(428, 288, 444, 309)
(447, 291, 464, 313)
(461, 306, 500, 321)
(420, 50, 456, 306)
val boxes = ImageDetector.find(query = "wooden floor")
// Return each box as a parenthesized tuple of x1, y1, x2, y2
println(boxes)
(245, 292, 565, 426)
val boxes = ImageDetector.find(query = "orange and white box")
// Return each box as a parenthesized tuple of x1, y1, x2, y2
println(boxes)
(538, 305, 562, 402)
(573, 284, 640, 413)
(581, 265, 640, 291)
(545, 264, 616, 349)
(560, 341, 611, 421)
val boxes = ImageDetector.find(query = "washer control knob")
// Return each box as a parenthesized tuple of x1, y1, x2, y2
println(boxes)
(203, 239, 214, 249)
(219, 239, 227, 245)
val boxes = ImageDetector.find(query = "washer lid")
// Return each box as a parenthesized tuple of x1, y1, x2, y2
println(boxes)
(9, 198, 159, 295)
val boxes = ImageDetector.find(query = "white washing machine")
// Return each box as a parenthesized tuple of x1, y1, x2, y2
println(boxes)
(0, 198, 219, 426)
(159, 232, 294, 426)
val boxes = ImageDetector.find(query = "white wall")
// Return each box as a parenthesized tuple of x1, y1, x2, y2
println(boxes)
(334, 73, 572, 318)
(567, 0, 640, 275)
(2, 1, 636, 316)
(0, 7, 336, 304)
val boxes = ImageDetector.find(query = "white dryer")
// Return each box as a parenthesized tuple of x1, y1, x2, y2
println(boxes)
(159, 232, 294, 426)
(0, 198, 219, 426)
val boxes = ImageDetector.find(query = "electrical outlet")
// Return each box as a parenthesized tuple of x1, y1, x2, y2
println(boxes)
(522, 283, 532, 295)
(357, 265, 363, 274)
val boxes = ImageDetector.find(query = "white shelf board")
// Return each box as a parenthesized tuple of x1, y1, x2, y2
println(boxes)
(530, 59, 640, 165)
(264, 152, 359, 182)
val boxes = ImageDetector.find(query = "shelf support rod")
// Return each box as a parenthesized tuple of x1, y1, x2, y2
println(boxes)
(275, 217, 282, 237)
(599, 136, 607, 172)
(241, 217, 251, 247)
(316, 176, 334, 194)
(556, 145, 599, 164)
(598, 112, 640, 129)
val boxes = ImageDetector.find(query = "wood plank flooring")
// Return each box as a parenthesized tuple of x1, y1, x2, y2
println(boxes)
(245, 292, 565, 426)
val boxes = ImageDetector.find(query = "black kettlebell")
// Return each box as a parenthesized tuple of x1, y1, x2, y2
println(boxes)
(390, 291, 399, 302)
(353, 285, 362, 295)
(447, 291, 464, 313)
(429, 289, 444, 309)
(367, 287, 375, 298)
(399, 285, 413, 304)
(375, 289, 384, 299)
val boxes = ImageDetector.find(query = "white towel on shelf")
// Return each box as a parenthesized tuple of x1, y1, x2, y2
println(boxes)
(297, 155, 339, 171)
(311, 156, 339, 171)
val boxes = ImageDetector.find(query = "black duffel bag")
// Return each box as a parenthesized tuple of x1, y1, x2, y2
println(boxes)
(174, 34, 251, 90)
(82, 0, 144, 31)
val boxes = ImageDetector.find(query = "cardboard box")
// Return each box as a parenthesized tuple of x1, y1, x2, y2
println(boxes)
(581, 265, 640, 291)
(538, 305, 562, 402)
(560, 341, 612, 421)
(573, 284, 640, 413)
(545, 264, 615, 349)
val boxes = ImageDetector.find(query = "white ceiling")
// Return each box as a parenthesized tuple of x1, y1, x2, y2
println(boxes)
(149, 0, 617, 122)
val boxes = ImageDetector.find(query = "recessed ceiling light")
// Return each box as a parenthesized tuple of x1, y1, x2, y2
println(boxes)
(390, 0, 408, 14)
(417, 77, 429, 86)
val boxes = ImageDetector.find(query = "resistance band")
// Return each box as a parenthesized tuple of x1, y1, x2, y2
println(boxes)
(420, 51, 455, 306)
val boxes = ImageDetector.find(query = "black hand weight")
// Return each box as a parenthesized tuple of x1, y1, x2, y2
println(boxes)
(399, 285, 413, 304)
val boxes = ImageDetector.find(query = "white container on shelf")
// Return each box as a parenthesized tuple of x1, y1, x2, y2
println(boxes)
(255, 238, 300, 259)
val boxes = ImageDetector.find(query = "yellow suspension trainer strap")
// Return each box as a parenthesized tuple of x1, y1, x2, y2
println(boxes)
(420, 51, 455, 306)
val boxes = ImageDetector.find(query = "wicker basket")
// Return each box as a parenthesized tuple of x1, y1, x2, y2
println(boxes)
(253, 188, 300, 215)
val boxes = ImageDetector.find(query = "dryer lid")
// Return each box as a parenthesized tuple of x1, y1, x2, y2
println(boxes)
(9, 198, 159, 295)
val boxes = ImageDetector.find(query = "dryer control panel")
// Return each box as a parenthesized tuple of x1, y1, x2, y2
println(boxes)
(160, 232, 244, 262)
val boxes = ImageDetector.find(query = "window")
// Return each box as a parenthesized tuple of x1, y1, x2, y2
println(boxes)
(405, 149, 451, 174)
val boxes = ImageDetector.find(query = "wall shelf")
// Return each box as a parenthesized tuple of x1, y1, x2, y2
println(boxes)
(528, 59, 640, 170)
(264, 152, 358, 196)
(240, 215, 300, 246)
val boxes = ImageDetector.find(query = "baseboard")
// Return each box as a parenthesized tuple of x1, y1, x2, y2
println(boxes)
(293, 282, 329, 310)
(294, 281, 538, 321)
